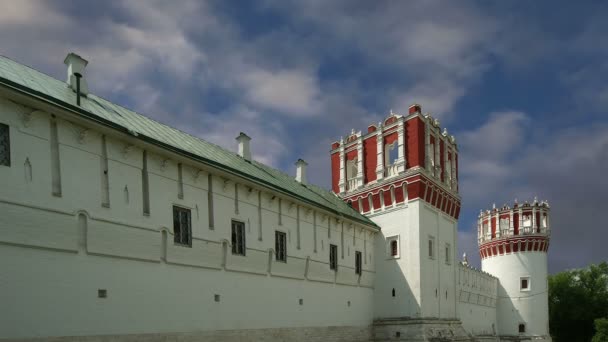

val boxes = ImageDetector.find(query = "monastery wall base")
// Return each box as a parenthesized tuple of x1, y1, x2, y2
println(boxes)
(372, 318, 498, 342)
(0, 326, 372, 342)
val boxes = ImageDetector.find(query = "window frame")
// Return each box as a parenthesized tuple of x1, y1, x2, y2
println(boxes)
(445, 243, 451, 265)
(355, 251, 362, 275)
(172, 205, 192, 247)
(275, 230, 287, 262)
(518, 323, 526, 334)
(428, 235, 435, 259)
(0, 123, 10, 167)
(231, 220, 246, 256)
(329, 244, 338, 270)
(386, 235, 400, 259)
(520, 276, 530, 291)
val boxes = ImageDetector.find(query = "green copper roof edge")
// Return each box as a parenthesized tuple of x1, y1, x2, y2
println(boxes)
(0, 75, 378, 229)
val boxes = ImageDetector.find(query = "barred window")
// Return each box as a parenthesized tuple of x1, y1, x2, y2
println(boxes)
(173, 206, 191, 247)
(275, 231, 287, 262)
(232, 220, 246, 255)
(0, 123, 10, 166)
(355, 251, 362, 275)
(329, 244, 338, 270)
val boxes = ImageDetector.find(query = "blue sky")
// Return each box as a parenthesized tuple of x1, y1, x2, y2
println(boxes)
(1, 0, 607, 273)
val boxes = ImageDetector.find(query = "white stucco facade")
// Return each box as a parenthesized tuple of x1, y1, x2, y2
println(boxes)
(0, 53, 553, 342)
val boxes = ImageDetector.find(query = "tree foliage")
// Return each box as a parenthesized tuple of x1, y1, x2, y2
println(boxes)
(593, 318, 608, 342)
(549, 262, 608, 342)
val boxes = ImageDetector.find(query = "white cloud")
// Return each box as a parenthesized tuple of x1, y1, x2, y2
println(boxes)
(240, 69, 321, 117)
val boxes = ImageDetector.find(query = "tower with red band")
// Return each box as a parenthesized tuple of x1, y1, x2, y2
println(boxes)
(478, 198, 552, 341)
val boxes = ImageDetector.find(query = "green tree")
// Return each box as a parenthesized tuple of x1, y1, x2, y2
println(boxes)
(549, 262, 608, 342)
(593, 318, 608, 342)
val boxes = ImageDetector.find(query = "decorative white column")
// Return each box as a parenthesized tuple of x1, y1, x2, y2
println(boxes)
(356, 133, 364, 188)
(338, 137, 346, 193)
(393, 121, 407, 174)
(495, 211, 501, 238)
(376, 124, 384, 181)
(424, 117, 432, 171)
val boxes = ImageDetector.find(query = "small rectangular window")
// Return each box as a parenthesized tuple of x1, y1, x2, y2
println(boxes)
(173, 206, 192, 247)
(355, 251, 362, 275)
(275, 231, 287, 262)
(519, 323, 526, 333)
(387, 236, 399, 258)
(428, 236, 435, 259)
(520, 277, 530, 291)
(330, 244, 338, 270)
(232, 220, 246, 255)
(445, 243, 451, 265)
(0, 123, 10, 166)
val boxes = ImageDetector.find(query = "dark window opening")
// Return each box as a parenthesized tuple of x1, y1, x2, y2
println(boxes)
(329, 244, 338, 270)
(519, 323, 526, 333)
(173, 206, 192, 247)
(275, 231, 287, 262)
(355, 251, 362, 275)
(390, 240, 398, 256)
(0, 123, 10, 166)
(521, 278, 529, 290)
(392, 288, 395, 297)
(232, 220, 246, 255)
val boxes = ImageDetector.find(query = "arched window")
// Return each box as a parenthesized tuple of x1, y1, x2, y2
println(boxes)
(518, 323, 526, 333)
(346, 157, 358, 180)
(385, 141, 399, 166)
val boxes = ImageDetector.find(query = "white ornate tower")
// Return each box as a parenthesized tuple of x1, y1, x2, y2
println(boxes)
(478, 199, 552, 341)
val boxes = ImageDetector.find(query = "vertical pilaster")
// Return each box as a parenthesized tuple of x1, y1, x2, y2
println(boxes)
(395, 120, 406, 173)
(376, 126, 384, 181)
(356, 135, 364, 188)
(425, 118, 431, 171)
(338, 138, 346, 193)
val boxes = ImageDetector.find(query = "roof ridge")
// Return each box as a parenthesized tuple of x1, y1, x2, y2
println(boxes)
(0, 54, 377, 228)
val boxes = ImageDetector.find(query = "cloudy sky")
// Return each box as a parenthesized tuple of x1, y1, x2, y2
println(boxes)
(1, 0, 606, 273)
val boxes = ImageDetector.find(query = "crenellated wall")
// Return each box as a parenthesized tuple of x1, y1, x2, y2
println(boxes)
(0, 96, 377, 341)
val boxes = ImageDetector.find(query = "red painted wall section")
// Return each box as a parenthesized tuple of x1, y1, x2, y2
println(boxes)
(351, 200, 359, 212)
(364, 136, 377, 184)
(372, 193, 381, 210)
(383, 189, 393, 206)
(406, 117, 425, 168)
(362, 197, 370, 212)
(395, 185, 405, 203)
(408, 182, 422, 200)
(440, 140, 445, 182)
(491, 217, 496, 238)
(514, 212, 519, 235)
(331, 152, 340, 193)
(346, 149, 357, 161)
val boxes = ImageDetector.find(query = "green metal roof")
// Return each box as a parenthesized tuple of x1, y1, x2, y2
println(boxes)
(0, 55, 377, 229)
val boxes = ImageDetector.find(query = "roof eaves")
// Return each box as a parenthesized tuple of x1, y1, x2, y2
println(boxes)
(0, 75, 379, 230)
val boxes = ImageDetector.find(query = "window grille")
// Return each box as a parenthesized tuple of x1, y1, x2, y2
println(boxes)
(329, 244, 338, 270)
(355, 251, 362, 275)
(275, 231, 287, 262)
(518, 323, 526, 333)
(173, 206, 192, 247)
(232, 220, 246, 255)
(0, 123, 10, 166)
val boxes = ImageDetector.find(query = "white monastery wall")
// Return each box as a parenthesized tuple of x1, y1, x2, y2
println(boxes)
(457, 263, 498, 337)
(371, 202, 420, 319)
(0, 96, 376, 340)
(483, 252, 550, 339)
(418, 200, 457, 319)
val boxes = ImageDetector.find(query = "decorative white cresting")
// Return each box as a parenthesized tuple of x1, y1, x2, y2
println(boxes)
(236, 132, 252, 161)
(295, 159, 308, 185)
(64, 52, 89, 95)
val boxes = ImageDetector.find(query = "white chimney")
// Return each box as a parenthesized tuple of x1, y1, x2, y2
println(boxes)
(236, 132, 251, 161)
(64, 52, 89, 95)
(295, 159, 308, 184)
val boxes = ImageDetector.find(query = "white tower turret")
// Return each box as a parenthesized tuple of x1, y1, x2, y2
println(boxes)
(478, 199, 552, 341)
